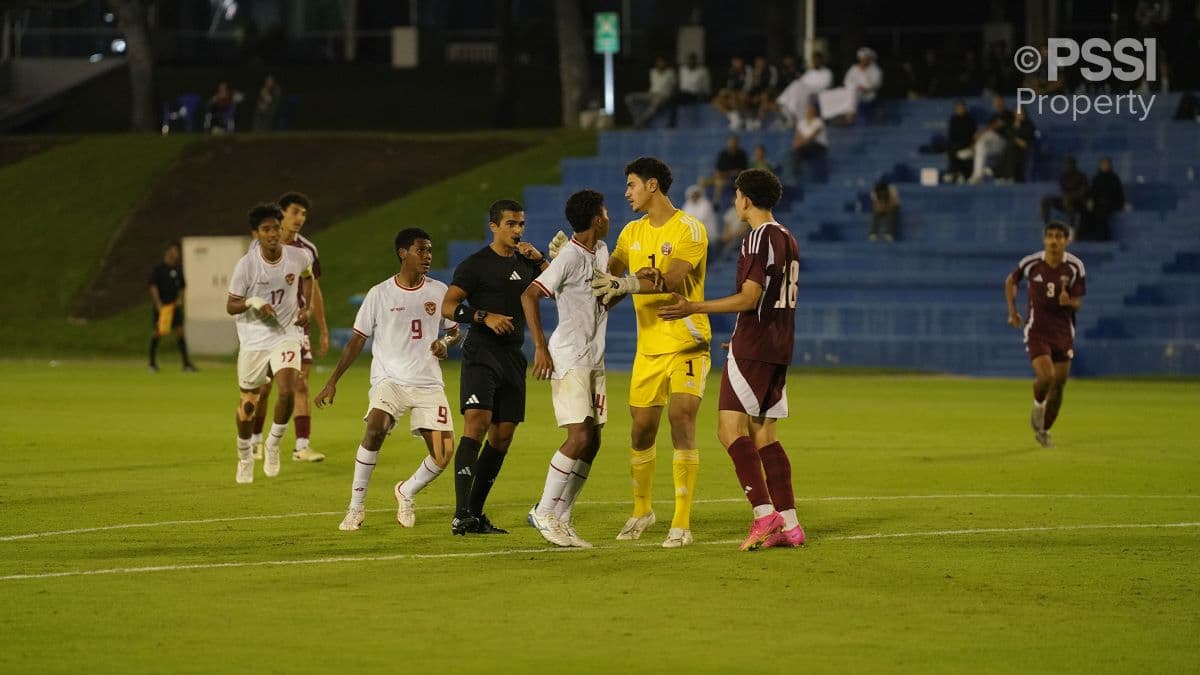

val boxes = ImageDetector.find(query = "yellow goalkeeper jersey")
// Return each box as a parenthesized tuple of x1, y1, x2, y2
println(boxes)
(611, 209, 711, 355)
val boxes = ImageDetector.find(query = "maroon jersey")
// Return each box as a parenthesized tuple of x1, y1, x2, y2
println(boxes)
(1010, 251, 1086, 345)
(729, 222, 800, 365)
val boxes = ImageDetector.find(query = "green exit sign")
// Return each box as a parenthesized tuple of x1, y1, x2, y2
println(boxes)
(594, 12, 619, 54)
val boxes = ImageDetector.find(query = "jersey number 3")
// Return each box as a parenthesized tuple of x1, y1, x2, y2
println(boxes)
(773, 260, 800, 309)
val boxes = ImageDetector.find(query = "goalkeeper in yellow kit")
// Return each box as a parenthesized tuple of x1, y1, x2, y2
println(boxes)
(589, 156, 712, 548)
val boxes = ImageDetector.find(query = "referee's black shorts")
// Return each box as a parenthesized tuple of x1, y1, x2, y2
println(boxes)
(459, 340, 527, 424)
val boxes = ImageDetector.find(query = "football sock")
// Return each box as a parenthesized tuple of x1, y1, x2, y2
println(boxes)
(250, 432, 263, 446)
(758, 441, 796, 512)
(177, 337, 191, 365)
(727, 436, 771, 508)
(452, 437, 482, 518)
(671, 449, 700, 530)
(630, 446, 657, 517)
(468, 443, 506, 515)
(780, 509, 800, 530)
(294, 415, 311, 449)
(536, 451, 575, 517)
(148, 336, 159, 366)
(266, 422, 287, 449)
(1032, 400, 1047, 432)
(556, 458, 592, 522)
(399, 456, 442, 499)
(350, 445, 378, 507)
(236, 437, 252, 461)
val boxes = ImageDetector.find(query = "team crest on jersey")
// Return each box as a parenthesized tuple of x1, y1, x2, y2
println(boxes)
(285, 273, 296, 286)
(424, 301, 437, 316)
(661, 242, 673, 256)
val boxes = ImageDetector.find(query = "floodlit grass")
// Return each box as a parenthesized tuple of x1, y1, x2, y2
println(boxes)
(1, 361, 1196, 673)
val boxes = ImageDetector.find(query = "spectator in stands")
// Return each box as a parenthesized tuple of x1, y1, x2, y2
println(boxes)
(709, 134, 749, 206)
(968, 95, 1014, 183)
(778, 54, 801, 86)
(713, 55, 754, 130)
(751, 144, 779, 173)
(775, 51, 833, 127)
(626, 56, 677, 129)
(907, 48, 943, 98)
(869, 180, 900, 242)
(1040, 157, 1089, 227)
(717, 204, 749, 259)
(790, 102, 828, 183)
(954, 50, 983, 96)
(205, 81, 242, 133)
(997, 107, 1037, 182)
(843, 47, 883, 122)
(668, 52, 711, 128)
(746, 55, 780, 130)
(253, 75, 281, 131)
(983, 40, 1018, 94)
(946, 100, 977, 182)
(683, 184, 721, 253)
(1078, 157, 1126, 241)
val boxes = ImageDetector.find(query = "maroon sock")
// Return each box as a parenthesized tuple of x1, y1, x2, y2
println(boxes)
(726, 436, 771, 508)
(294, 415, 311, 440)
(758, 442, 795, 511)
(252, 415, 266, 435)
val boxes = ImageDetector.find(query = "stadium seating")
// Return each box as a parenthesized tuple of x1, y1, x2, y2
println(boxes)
(441, 94, 1200, 376)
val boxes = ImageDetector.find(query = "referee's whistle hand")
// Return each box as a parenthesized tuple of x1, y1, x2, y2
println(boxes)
(484, 313, 515, 334)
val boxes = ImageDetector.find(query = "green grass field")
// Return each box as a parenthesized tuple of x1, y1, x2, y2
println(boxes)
(0, 361, 1197, 673)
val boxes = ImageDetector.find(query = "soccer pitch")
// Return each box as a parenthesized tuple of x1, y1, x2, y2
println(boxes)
(1, 361, 1197, 673)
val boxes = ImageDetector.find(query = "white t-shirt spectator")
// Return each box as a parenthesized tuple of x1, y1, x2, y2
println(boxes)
(844, 62, 883, 103)
(649, 68, 677, 98)
(683, 187, 719, 242)
(797, 115, 828, 147)
(679, 64, 711, 97)
(799, 66, 833, 92)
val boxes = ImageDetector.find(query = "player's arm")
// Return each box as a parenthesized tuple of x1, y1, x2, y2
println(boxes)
(313, 332, 366, 408)
(442, 284, 514, 335)
(1058, 290, 1083, 312)
(520, 282, 555, 380)
(658, 279, 762, 320)
(1004, 272, 1022, 327)
(296, 273, 313, 327)
(311, 276, 329, 356)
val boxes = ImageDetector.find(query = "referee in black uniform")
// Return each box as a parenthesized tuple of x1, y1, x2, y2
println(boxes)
(148, 243, 197, 372)
(442, 199, 547, 535)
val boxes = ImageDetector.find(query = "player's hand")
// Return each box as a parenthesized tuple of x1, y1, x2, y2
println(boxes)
(484, 312, 515, 335)
(430, 339, 448, 360)
(720, 341, 730, 351)
(548, 230, 568, 260)
(318, 331, 330, 357)
(314, 383, 336, 408)
(257, 303, 278, 320)
(532, 346, 555, 380)
(657, 293, 694, 320)
(294, 309, 310, 328)
(1058, 289, 1073, 307)
(635, 266, 666, 292)
(1007, 310, 1022, 328)
(516, 242, 543, 262)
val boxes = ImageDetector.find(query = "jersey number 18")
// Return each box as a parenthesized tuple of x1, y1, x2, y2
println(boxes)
(773, 260, 799, 309)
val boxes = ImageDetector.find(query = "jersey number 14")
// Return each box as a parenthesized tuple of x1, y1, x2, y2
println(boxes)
(772, 260, 800, 309)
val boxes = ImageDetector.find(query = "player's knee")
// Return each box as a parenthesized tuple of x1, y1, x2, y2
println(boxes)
(238, 392, 261, 420)
(630, 426, 656, 450)
(363, 425, 388, 448)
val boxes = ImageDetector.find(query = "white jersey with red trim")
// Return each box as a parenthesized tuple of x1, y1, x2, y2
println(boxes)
(352, 275, 455, 388)
(227, 246, 313, 351)
(531, 237, 609, 378)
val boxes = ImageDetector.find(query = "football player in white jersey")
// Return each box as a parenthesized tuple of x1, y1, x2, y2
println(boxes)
(520, 189, 611, 548)
(315, 228, 463, 531)
(226, 204, 315, 484)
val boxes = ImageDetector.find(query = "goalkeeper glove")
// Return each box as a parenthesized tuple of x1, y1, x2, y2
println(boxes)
(591, 268, 640, 303)
(548, 230, 568, 260)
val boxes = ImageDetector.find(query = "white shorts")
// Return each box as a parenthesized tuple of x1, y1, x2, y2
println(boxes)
(237, 339, 302, 390)
(366, 381, 454, 437)
(550, 368, 607, 427)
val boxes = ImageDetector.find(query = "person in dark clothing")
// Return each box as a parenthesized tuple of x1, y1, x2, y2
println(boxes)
(148, 243, 196, 372)
(998, 107, 1037, 182)
(1040, 157, 1089, 227)
(1078, 158, 1126, 241)
(946, 100, 977, 181)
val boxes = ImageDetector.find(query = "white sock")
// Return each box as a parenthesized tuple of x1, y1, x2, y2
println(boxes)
(536, 451, 575, 517)
(250, 432, 262, 445)
(296, 436, 310, 450)
(780, 509, 799, 530)
(555, 458, 591, 522)
(237, 437, 252, 461)
(399, 456, 442, 499)
(1032, 400, 1047, 431)
(753, 504, 776, 519)
(350, 445, 378, 507)
(266, 422, 287, 448)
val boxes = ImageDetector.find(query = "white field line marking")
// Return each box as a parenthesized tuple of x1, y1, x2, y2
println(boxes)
(3, 493, 1198, 543)
(1, 522, 1197, 582)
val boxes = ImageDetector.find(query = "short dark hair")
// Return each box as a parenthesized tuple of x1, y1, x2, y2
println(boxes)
(489, 199, 524, 225)
(395, 227, 432, 254)
(624, 156, 673, 195)
(734, 169, 783, 209)
(278, 191, 311, 211)
(1045, 220, 1071, 238)
(565, 189, 605, 233)
(248, 203, 283, 230)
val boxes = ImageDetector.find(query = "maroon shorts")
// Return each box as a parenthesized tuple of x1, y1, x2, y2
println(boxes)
(1026, 335, 1074, 363)
(718, 353, 789, 418)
